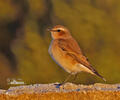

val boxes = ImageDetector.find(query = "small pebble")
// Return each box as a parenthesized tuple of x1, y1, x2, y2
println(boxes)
(117, 86, 120, 89)
(76, 89, 80, 91)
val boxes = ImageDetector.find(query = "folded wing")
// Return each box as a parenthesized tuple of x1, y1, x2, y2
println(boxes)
(58, 38, 106, 81)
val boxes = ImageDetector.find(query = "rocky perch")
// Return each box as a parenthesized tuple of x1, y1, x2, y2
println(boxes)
(0, 83, 120, 100)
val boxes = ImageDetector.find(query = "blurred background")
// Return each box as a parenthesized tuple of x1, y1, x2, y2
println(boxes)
(0, 0, 120, 89)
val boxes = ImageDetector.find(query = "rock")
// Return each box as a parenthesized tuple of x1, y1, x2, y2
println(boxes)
(0, 83, 120, 100)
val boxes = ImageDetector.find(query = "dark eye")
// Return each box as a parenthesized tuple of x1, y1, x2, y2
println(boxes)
(57, 29, 61, 32)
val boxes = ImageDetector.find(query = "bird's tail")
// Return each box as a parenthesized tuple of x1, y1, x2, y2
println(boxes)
(93, 70, 106, 82)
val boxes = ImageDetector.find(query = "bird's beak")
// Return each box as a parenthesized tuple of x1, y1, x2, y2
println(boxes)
(47, 28, 51, 32)
(47, 28, 56, 32)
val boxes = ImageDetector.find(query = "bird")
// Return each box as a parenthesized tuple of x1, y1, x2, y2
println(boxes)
(48, 25, 106, 84)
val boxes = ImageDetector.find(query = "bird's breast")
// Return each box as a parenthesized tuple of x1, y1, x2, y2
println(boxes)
(49, 40, 79, 74)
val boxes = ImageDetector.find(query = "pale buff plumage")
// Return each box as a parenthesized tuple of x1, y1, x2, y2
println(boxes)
(48, 25, 106, 82)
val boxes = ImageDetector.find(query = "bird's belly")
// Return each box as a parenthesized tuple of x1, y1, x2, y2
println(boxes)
(50, 46, 79, 74)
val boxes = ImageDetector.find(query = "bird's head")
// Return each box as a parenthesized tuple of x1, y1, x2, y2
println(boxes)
(48, 25, 72, 39)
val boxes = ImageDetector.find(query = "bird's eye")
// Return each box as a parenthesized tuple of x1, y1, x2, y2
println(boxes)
(57, 29, 61, 32)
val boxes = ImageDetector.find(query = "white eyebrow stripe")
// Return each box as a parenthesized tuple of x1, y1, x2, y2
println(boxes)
(57, 28, 66, 31)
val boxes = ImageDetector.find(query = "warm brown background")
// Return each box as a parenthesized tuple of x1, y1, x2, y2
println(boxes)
(0, 0, 120, 89)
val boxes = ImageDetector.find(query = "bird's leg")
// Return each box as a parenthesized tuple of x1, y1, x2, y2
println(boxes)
(63, 74, 72, 84)
(55, 73, 72, 88)
(72, 73, 78, 83)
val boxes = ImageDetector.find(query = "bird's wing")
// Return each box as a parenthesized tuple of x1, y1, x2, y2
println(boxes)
(58, 38, 94, 71)
(58, 38, 105, 81)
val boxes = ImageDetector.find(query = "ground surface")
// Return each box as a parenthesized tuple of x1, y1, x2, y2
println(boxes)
(0, 83, 120, 100)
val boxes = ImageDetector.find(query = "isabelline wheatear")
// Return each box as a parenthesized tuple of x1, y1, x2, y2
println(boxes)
(48, 25, 106, 84)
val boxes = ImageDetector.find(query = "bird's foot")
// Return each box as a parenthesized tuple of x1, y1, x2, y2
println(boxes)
(54, 83, 65, 88)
